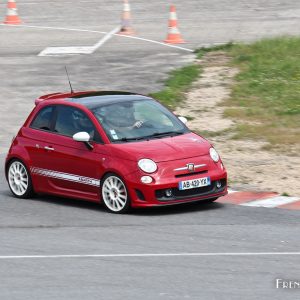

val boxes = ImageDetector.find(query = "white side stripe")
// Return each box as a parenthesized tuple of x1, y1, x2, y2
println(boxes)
(241, 196, 300, 208)
(31, 167, 100, 187)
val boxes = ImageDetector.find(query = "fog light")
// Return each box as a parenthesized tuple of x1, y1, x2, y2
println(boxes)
(216, 181, 222, 188)
(165, 189, 173, 197)
(141, 176, 153, 184)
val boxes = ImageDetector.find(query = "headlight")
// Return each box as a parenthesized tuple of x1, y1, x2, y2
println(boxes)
(138, 159, 157, 173)
(209, 147, 220, 162)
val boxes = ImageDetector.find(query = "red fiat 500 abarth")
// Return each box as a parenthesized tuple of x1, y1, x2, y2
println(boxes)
(5, 91, 227, 213)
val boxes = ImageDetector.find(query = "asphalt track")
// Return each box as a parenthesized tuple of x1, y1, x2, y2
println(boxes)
(1, 154, 300, 300)
(1, 1, 300, 299)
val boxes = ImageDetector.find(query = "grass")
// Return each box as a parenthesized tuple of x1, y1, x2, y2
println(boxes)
(150, 64, 201, 109)
(152, 37, 300, 151)
(195, 42, 234, 58)
(195, 128, 232, 138)
(223, 37, 300, 149)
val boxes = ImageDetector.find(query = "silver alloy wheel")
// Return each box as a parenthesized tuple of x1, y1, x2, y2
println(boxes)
(8, 161, 29, 196)
(102, 176, 128, 212)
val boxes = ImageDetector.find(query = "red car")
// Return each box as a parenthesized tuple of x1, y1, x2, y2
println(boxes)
(5, 91, 227, 213)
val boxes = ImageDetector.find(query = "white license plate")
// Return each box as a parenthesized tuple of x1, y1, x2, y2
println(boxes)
(178, 177, 211, 190)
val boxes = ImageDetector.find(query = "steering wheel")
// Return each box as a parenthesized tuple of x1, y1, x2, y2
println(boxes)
(134, 120, 154, 129)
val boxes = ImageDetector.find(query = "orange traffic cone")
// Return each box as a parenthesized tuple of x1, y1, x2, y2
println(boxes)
(4, 0, 22, 25)
(164, 5, 185, 44)
(119, 0, 134, 35)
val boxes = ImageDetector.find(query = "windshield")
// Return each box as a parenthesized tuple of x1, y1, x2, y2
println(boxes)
(91, 99, 189, 142)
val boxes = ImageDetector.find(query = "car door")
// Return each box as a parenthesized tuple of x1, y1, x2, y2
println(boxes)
(21, 105, 55, 192)
(28, 104, 107, 201)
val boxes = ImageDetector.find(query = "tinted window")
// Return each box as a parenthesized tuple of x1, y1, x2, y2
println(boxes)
(54, 106, 101, 142)
(30, 106, 54, 131)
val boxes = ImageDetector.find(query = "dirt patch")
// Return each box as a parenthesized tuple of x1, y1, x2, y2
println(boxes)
(175, 54, 238, 132)
(175, 52, 300, 197)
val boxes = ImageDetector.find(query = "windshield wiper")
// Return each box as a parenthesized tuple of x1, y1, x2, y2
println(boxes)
(118, 136, 145, 142)
(144, 131, 184, 139)
(115, 131, 184, 142)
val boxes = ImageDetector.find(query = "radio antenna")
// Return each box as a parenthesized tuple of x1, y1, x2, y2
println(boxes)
(65, 66, 74, 94)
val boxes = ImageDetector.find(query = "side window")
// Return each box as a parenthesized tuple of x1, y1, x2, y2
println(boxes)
(30, 106, 54, 131)
(54, 106, 102, 142)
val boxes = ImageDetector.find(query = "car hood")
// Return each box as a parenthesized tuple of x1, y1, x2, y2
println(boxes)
(109, 132, 211, 162)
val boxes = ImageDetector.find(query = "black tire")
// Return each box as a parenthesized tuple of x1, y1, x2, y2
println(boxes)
(101, 173, 131, 214)
(7, 159, 34, 199)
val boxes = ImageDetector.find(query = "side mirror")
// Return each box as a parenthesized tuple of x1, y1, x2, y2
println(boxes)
(73, 132, 90, 142)
(73, 132, 93, 150)
(178, 116, 188, 124)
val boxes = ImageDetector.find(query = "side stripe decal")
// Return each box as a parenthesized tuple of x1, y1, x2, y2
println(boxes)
(31, 167, 100, 187)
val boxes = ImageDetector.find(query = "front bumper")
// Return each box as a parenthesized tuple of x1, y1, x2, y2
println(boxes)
(125, 170, 227, 208)
(155, 178, 226, 202)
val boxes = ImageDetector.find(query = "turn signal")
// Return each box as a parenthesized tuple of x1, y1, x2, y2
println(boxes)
(141, 176, 153, 184)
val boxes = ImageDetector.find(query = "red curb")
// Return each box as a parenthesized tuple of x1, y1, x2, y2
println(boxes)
(216, 191, 278, 205)
(278, 200, 300, 210)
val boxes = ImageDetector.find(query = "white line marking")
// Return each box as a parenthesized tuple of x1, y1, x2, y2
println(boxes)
(91, 26, 121, 51)
(0, 252, 300, 259)
(38, 46, 95, 56)
(0, 24, 194, 52)
(0, 23, 107, 34)
(227, 189, 238, 194)
(122, 35, 194, 52)
(241, 196, 300, 208)
(38, 26, 121, 56)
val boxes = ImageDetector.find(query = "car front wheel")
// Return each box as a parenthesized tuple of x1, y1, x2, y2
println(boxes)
(7, 159, 34, 198)
(101, 174, 130, 213)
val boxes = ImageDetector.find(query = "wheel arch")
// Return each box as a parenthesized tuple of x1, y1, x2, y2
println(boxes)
(5, 156, 31, 181)
(6, 158, 35, 198)
(100, 170, 126, 183)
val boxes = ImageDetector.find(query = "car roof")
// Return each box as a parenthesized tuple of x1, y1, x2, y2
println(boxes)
(35, 91, 153, 108)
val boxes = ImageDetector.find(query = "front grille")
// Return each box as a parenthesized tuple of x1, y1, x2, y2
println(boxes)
(155, 179, 226, 202)
(175, 170, 208, 178)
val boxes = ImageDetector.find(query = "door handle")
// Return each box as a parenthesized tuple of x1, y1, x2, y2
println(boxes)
(44, 146, 55, 151)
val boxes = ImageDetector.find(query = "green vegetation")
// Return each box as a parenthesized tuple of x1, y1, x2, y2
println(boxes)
(150, 64, 201, 109)
(195, 42, 234, 58)
(195, 128, 232, 138)
(224, 37, 300, 148)
(153, 37, 300, 150)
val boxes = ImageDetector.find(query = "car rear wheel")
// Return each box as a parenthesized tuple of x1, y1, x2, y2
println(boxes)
(101, 174, 130, 213)
(7, 160, 34, 198)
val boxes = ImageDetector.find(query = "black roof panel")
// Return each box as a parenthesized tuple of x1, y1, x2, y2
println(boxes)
(67, 92, 153, 109)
